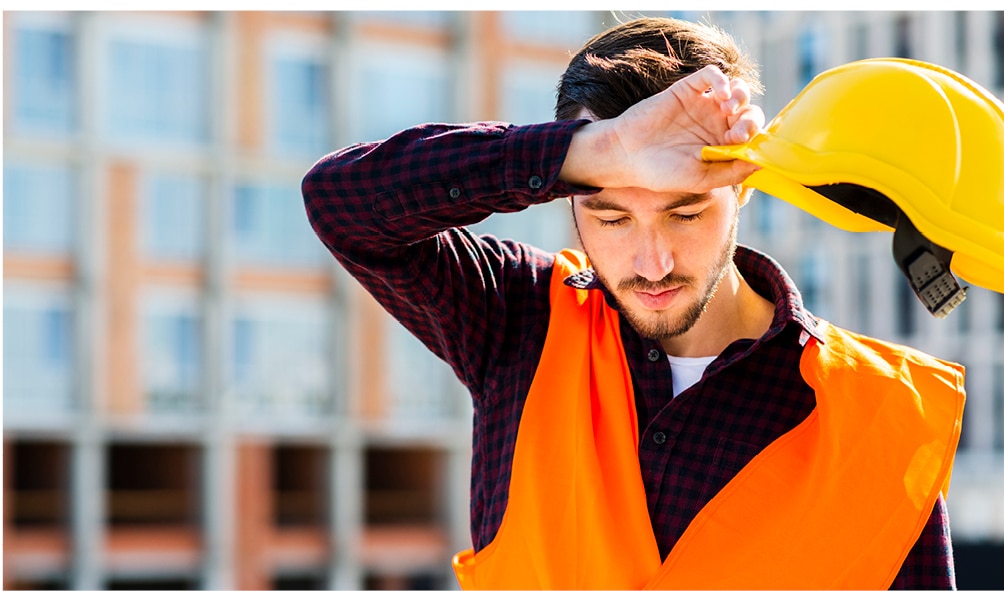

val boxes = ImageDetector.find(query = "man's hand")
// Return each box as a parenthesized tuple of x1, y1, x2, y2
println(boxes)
(559, 65, 765, 194)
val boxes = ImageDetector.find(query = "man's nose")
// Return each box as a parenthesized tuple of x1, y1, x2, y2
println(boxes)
(633, 232, 674, 283)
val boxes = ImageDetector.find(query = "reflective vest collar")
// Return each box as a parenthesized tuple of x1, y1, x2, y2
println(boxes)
(562, 244, 828, 345)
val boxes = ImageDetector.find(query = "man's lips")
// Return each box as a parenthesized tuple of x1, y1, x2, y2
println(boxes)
(633, 286, 683, 310)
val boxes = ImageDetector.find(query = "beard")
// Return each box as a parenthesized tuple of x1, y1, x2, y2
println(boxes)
(580, 212, 739, 341)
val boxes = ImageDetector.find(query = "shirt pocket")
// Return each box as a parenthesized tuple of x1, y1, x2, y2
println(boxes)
(698, 436, 763, 504)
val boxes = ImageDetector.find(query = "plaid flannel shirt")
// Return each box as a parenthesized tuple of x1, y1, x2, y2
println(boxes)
(302, 120, 955, 589)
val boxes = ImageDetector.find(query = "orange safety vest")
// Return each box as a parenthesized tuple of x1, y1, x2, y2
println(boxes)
(453, 249, 965, 590)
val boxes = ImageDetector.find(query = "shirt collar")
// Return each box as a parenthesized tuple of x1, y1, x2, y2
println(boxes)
(562, 244, 826, 345)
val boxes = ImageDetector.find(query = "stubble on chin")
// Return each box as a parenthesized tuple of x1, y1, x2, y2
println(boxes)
(607, 282, 708, 340)
(594, 241, 736, 341)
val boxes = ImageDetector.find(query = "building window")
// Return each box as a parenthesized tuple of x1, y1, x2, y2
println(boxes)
(994, 11, 1004, 89)
(895, 275, 917, 337)
(468, 199, 573, 255)
(364, 446, 445, 525)
(894, 14, 914, 59)
(231, 182, 328, 268)
(798, 249, 830, 318)
(269, 47, 330, 158)
(106, 577, 199, 591)
(665, 10, 706, 22)
(759, 34, 788, 116)
(994, 364, 1004, 452)
(954, 12, 968, 72)
(105, 26, 208, 145)
(231, 298, 332, 418)
(355, 47, 450, 142)
(106, 443, 200, 527)
(3, 162, 76, 255)
(8, 441, 70, 528)
(141, 172, 205, 262)
(3, 289, 75, 416)
(500, 11, 596, 49)
(851, 20, 870, 61)
(142, 296, 203, 415)
(273, 444, 328, 528)
(997, 292, 1004, 332)
(751, 192, 787, 238)
(952, 281, 971, 334)
(13, 17, 76, 134)
(386, 320, 453, 418)
(500, 62, 562, 125)
(854, 252, 872, 331)
(797, 21, 827, 88)
(955, 357, 973, 451)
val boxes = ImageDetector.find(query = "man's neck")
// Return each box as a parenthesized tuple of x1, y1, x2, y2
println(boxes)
(659, 264, 775, 358)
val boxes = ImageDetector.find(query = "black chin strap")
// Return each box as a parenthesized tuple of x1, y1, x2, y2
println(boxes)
(892, 213, 967, 318)
(808, 183, 966, 318)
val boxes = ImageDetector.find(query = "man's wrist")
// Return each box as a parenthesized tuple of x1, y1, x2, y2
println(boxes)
(558, 119, 621, 189)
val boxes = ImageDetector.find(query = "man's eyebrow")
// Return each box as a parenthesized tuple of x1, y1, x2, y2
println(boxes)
(660, 192, 714, 210)
(578, 197, 630, 212)
(578, 192, 713, 212)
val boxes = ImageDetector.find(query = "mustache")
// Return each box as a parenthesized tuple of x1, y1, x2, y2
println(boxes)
(618, 273, 695, 293)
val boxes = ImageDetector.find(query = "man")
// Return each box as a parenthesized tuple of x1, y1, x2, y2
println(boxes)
(302, 16, 963, 590)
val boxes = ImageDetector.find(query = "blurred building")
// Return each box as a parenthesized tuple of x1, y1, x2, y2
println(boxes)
(3, 9, 1003, 591)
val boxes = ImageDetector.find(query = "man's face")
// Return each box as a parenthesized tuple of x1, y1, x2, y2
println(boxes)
(572, 186, 739, 341)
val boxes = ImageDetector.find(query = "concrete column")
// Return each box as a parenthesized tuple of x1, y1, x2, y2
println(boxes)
(330, 11, 356, 148)
(200, 12, 236, 589)
(70, 427, 103, 590)
(449, 11, 476, 123)
(70, 11, 105, 591)
(326, 14, 362, 590)
(918, 12, 953, 66)
(330, 433, 363, 590)
(445, 437, 472, 591)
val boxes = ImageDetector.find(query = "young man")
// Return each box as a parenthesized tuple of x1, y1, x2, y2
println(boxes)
(302, 17, 963, 590)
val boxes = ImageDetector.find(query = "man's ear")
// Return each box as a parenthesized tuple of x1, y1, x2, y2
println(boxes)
(737, 185, 753, 207)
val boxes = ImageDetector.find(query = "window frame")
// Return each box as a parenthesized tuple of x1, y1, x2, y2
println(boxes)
(10, 11, 78, 136)
(264, 31, 333, 160)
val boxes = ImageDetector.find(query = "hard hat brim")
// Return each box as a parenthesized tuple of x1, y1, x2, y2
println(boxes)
(703, 141, 1004, 295)
(703, 142, 890, 233)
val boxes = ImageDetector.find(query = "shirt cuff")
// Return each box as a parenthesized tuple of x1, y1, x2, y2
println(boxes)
(502, 119, 602, 203)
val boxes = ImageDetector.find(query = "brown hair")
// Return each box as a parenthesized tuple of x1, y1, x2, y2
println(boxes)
(555, 17, 763, 121)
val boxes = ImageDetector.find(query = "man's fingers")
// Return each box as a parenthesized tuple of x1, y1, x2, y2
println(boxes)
(679, 64, 731, 102)
(724, 121, 754, 145)
(737, 103, 765, 129)
(722, 78, 752, 114)
(675, 67, 761, 141)
(701, 159, 761, 192)
(724, 105, 765, 144)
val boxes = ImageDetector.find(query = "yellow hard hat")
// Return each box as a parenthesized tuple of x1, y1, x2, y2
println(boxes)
(704, 57, 1004, 317)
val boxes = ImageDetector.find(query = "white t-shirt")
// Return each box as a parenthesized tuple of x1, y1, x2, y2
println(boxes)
(666, 354, 717, 397)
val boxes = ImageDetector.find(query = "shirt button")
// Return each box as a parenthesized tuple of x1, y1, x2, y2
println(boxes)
(448, 187, 462, 200)
(653, 432, 667, 445)
(528, 175, 543, 190)
(647, 349, 661, 362)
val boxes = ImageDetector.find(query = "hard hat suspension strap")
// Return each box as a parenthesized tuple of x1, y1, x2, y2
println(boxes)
(891, 214, 967, 318)
(808, 183, 900, 228)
